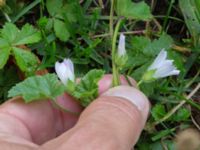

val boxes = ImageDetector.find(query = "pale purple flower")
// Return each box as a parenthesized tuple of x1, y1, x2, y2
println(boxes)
(55, 59, 75, 85)
(148, 49, 180, 79)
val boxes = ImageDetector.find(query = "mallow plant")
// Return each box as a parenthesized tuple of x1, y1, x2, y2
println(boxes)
(8, 29, 180, 111)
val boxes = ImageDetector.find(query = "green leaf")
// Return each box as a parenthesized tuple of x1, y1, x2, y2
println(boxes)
(0, 48, 10, 69)
(126, 36, 151, 69)
(8, 74, 65, 103)
(71, 69, 104, 107)
(171, 108, 190, 122)
(1, 23, 19, 43)
(0, 38, 10, 69)
(14, 24, 41, 45)
(12, 47, 38, 75)
(115, 0, 152, 20)
(131, 36, 151, 53)
(54, 19, 70, 42)
(0, 38, 9, 49)
(143, 34, 173, 56)
(46, 0, 63, 16)
(0, 23, 41, 46)
(61, 1, 83, 23)
(152, 104, 167, 121)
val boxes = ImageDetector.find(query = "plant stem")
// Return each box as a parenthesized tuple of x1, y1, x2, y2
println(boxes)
(109, 0, 114, 37)
(137, 80, 143, 88)
(40, 0, 44, 17)
(112, 19, 122, 86)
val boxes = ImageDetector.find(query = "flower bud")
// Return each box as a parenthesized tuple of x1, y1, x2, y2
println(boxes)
(55, 59, 75, 85)
(115, 33, 128, 69)
(118, 33, 126, 56)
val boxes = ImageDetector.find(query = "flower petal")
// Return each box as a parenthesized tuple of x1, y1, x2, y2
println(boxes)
(148, 49, 167, 70)
(163, 69, 180, 77)
(55, 62, 69, 84)
(64, 59, 74, 73)
(117, 33, 126, 56)
(153, 63, 175, 78)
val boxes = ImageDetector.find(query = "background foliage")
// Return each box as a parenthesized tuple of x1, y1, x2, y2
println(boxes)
(0, 0, 200, 149)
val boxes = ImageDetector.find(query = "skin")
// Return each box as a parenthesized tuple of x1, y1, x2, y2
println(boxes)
(0, 75, 150, 150)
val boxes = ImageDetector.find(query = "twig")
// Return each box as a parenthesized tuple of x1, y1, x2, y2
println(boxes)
(172, 45, 191, 53)
(191, 115, 200, 131)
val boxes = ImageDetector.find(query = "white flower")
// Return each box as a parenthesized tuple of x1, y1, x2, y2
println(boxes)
(117, 33, 126, 56)
(55, 59, 75, 85)
(148, 49, 180, 79)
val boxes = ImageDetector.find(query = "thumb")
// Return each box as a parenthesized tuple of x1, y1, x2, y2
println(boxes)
(41, 86, 150, 150)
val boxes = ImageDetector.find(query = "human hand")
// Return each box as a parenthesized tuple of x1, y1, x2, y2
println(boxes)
(0, 75, 150, 150)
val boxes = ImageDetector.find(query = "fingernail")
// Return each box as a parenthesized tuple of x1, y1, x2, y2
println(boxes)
(102, 86, 150, 122)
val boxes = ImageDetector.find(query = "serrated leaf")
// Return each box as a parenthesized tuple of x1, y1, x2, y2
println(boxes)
(71, 69, 104, 107)
(115, 0, 152, 20)
(0, 38, 10, 69)
(126, 36, 151, 69)
(54, 19, 70, 42)
(1, 23, 41, 45)
(1, 23, 19, 43)
(131, 36, 151, 52)
(14, 24, 41, 45)
(8, 74, 65, 103)
(0, 48, 10, 69)
(12, 47, 38, 75)
(46, 0, 63, 16)
(143, 34, 173, 56)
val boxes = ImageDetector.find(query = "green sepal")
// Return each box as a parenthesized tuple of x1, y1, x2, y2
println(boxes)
(66, 79, 76, 93)
(115, 54, 128, 70)
(142, 69, 156, 82)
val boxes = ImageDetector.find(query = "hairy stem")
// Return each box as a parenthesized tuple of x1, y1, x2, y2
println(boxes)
(112, 19, 122, 86)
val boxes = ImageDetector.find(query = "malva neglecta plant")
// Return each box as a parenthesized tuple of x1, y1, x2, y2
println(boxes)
(8, 36, 180, 108)
(0, 0, 200, 149)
